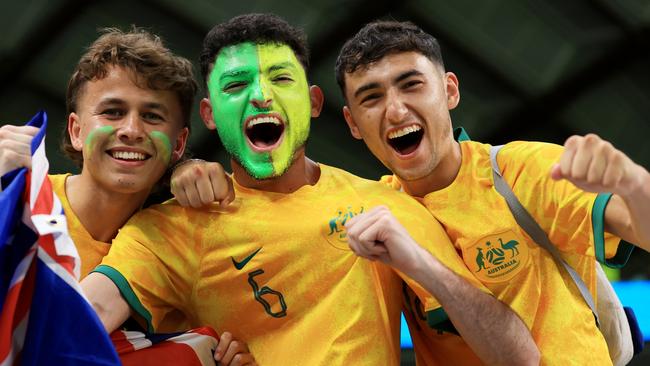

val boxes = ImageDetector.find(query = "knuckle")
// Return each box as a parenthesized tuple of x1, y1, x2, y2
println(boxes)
(564, 135, 580, 147)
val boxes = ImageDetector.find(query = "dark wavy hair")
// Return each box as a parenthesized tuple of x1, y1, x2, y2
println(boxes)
(335, 20, 445, 101)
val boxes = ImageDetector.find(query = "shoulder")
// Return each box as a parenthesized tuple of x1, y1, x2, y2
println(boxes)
(496, 141, 563, 176)
(322, 164, 415, 201)
(120, 199, 190, 237)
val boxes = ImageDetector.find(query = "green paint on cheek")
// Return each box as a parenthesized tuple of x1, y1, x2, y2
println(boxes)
(149, 131, 173, 165)
(207, 42, 273, 179)
(83, 125, 114, 155)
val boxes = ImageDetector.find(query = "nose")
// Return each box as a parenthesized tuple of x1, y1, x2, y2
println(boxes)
(117, 112, 145, 143)
(385, 90, 408, 124)
(250, 75, 272, 110)
(251, 98, 272, 109)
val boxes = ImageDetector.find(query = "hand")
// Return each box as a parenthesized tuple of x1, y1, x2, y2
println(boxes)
(170, 160, 234, 208)
(214, 331, 257, 366)
(345, 205, 425, 275)
(0, 124, 39, 176)
(550, 134, 646, 198)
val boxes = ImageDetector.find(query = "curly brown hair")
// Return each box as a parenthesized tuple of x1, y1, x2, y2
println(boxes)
(62, 27, 197, 167)
(199, 13, 310, 91)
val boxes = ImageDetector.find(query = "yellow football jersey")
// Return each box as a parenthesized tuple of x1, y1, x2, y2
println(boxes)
(50, 174, 111, 279)
(97, 164, 487, 366)
(384, 140, 632, 365)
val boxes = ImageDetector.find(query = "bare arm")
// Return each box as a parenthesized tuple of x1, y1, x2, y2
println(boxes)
(81, 272, 132, 333)
(346, 206, 540, 366)
(551, 134, 650, 251)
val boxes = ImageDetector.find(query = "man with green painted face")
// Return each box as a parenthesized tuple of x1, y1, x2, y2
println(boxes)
(82, 14, 538, 365)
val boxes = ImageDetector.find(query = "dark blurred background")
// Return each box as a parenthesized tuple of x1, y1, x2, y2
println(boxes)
(0, 0, 648, 364)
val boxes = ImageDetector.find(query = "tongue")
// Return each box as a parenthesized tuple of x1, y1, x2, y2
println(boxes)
(397, 143, 419, 155)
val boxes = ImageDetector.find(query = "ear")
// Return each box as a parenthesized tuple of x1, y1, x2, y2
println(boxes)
(342, 106, 362, 140)
(309, 85, 324, 118)
(199, 97, 217, 130)
(68, 112, 84, 151)
(445, 72, 460, 110)
(171, 127, 189, 163)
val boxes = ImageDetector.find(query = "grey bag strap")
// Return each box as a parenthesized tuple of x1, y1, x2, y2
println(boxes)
(489, 145, 600, 325)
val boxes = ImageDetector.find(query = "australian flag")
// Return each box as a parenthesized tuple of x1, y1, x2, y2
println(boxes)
(0, 111, 120, 365)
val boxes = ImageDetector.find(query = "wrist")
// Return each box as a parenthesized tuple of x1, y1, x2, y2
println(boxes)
(171, 158, 205, 174)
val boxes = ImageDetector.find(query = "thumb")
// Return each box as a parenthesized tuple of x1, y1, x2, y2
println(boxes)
(549, 163, 563, 181)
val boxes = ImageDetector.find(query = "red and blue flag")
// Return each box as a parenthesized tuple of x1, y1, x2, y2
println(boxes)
(0, 111, 120, 365)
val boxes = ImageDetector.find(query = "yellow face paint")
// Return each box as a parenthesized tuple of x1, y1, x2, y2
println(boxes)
(207, 42, 311, 179)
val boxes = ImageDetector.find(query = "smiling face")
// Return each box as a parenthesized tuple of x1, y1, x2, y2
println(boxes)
(68, 66, 188, 194)
(342, 51, 460, 185)
(203, 42, 313, 180)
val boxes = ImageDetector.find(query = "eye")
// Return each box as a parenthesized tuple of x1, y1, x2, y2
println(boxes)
(224, 81, 247, 93)
(101, 108, 124, 119)
(360, 93, 381, 105)
(273, 74, 294, 84)
(142, 112, 165, 122)
(402, 79, 423, 89)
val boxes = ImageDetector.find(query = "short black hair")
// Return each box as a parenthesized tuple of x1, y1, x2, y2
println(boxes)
(335, 20, 444, 100)
(200, 13, 310, 90)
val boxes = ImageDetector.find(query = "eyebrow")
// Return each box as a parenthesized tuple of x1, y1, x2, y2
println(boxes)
(353, 69, 425, 100)
(268, 62, 297, 73)
(395, 69, 424, 83)
(96, 98, 169, 114)
(219, 69, 251, 83)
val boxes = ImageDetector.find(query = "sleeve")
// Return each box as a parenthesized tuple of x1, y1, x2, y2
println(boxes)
(93, 205, 198, 333)
(500, 141, 633, 266)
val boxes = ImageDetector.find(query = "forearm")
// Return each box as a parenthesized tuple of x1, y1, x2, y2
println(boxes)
(411, 253, 539, 366)
(81, 272, 132, 333)
(616, 168, 650, 251)
(605, 166, 650, 252)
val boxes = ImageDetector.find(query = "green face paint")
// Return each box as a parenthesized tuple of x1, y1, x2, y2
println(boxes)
(83, 125, 173, 166)
(83, 125, 115, 157)
(207, 42, 312, 179)
(149, 131, 173, 166)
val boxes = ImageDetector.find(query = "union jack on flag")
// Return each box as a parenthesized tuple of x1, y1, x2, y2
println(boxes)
(0, 111, 119, 365)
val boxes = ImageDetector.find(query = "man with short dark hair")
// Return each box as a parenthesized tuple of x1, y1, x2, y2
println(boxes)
(336, 19, 650, 365)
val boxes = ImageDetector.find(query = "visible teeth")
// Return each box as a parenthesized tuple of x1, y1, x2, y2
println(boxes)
(111, 151, 147, 161)
(388, 125, 421, 139)
(248, 116, 281, 128)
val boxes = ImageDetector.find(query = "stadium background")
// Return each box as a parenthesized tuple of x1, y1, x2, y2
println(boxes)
(0, 0, 648, 364)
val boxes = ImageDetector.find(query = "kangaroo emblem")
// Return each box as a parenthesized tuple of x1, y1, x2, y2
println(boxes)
(475, 248, 486, 272)
(498, 238, 519, 257)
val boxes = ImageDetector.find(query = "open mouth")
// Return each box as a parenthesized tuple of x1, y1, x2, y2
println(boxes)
(245, 115, 285, 150)
(387, 125, 424, 156)
(107, 149, 151, 162)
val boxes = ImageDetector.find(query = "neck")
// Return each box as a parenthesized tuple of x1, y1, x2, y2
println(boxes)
(65, 173, 150, 242)
(400, 140, 462, 198)
(231, 149, 320, 194)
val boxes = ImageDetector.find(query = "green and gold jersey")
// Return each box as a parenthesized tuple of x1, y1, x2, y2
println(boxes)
(50, 174, 111, 279)
(96, 164, 485, 366)
(384, 140, 633, 366)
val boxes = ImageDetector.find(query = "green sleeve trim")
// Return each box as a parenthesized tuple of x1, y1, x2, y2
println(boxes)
(426, 308, 459, 335)
(93, 264, 155, 333)
(454, 127, 471, 142)
(592, 193, 634, 268)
